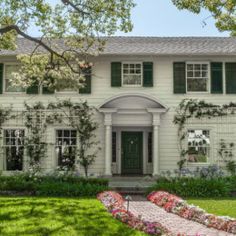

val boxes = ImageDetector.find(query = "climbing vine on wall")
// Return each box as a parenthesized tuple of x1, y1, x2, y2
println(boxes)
(173, 99, 236, 170)
(47, 100, 100, 177)
(0, 100, 99, 176)
(24, 102, 48, 167)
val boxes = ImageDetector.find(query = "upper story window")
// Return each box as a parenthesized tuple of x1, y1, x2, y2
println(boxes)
(186, 63, 209, 92)
(122, 63, 142, 86)
(187, 129, 210, 163)
(5, 65, 25, 93)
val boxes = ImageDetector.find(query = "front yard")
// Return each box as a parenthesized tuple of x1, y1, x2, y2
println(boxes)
(187, 198, 236, 218)
(0, 197, 146, 236)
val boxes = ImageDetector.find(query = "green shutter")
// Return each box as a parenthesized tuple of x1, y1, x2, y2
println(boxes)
(27, 80, 39, 94)
(79, 67, 91, 94)
(173, 62, 186, 94)
(211, 62, 223, 94)
(111, 62, 121, 87)
(143, 62, 153, 87)
(226, 63, 236, 94)
(43, 76, 55, 94)
(0, 63, 3, 94)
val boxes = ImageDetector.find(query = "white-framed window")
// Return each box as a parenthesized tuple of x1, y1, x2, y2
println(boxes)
(4, 64, 25, 93)
(187, 129, 210, 163)
(122, 63, 142, 86)
(55, 129, 77, 169)
(3, 129, 25, 171)
(186, 62, 209, 92)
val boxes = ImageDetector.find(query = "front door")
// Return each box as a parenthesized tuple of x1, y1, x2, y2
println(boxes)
(121, 132, 143, 175)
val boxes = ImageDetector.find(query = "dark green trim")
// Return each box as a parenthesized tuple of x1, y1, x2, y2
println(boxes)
(0, 63, 3, 94)
(226, 62, 236, 94)
(143, 62, 153, 87)
(111, 62, 122, 87)
(27, 81, 39, 94)
(79, 67, 92, 94)
(173, 62, 186, 94)
(211, 62, 223, 94)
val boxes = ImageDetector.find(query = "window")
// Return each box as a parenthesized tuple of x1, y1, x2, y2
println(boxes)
(55, 130, 77, 169)
(187, 130, 210, 163)
(3, 129, 24, 171)
(186, 63, 209, 92)
(122, 63, 142, 86)
(5, 65, 25, 93)
(148, 132, 152, 163)
(112, 132, 117, 163)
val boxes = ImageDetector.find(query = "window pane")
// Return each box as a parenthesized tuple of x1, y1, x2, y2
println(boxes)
(112, 132, 116, 163)
(187, 130, 210, 163)
(5, 65, 25, 92)
(122, 63, 142, 86)
(187, 78, 207, 92)
(187, 64, 193, 70)
(4, 129, 24, 171)
(56, 129, 77, 170)
(148, 132, 152, 163)
(194, 64, 201, 70)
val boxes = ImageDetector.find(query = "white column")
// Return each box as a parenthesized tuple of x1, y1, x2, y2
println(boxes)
(104, 113, 113, 176)
(152, 113, 160, 176)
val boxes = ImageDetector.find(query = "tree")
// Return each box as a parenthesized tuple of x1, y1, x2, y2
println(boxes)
(0, 0, 135, 90)
(172, 0, 236, 35)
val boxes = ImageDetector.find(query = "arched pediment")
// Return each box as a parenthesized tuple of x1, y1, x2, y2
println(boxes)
(99, 93, 168, 110)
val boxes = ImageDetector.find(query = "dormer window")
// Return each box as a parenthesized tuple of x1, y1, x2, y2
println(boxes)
(122, 63, 142, 86)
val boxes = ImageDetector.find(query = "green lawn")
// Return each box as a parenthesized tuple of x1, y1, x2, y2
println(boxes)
(0, 197, 146, 236)
(187, 198, 236, 218)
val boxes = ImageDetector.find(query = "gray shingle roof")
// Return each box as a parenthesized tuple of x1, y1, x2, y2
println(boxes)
(1, 36, 236, 56)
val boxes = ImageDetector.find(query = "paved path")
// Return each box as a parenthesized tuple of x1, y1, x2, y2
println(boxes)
(125, 200, 235, 236)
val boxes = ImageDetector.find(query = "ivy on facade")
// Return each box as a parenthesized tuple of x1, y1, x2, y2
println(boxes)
(173, 99, 236, 171)
(0, 100, 99, 177)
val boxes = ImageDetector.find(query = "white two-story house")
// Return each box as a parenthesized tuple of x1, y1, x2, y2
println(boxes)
(1, 36, 236, 176)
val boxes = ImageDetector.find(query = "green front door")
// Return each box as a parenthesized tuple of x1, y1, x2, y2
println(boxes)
(121, 132, 143, 175)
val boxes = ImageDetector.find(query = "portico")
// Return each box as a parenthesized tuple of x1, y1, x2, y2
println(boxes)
(99, 93, 167, 176)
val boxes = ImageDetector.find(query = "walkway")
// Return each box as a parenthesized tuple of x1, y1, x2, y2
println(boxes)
(125, 198, 235, 236)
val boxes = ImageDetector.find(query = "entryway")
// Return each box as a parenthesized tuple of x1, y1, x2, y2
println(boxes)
(121, 132, 143, 175)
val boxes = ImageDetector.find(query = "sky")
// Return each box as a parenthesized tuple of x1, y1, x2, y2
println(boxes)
(115, 0, 229, 37)
(30, 0, 230, 37)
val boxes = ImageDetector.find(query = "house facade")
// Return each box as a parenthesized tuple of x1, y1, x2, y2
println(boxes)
(1, 37, 236, 176)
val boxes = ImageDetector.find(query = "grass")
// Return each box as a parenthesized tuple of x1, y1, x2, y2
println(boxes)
(0, 197, 146, 236)
(187, 198, 236, 218)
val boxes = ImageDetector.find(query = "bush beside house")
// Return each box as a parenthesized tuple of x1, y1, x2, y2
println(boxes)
(0, 174, 109, 197)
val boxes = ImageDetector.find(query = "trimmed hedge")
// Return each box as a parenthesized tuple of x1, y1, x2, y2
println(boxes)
(148, 177, 235, 198)
(0, 176, 109, 197)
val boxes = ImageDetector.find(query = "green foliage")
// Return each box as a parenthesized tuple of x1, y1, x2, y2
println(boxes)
(226, 161, 236, 176)
(148, 177, 233, 198)
(0, 175, 109, 197)
(174, 99, 236, 170)
(24, 102, 48, 166)
(0, 0, 135, 90)
(172, 0, 236, 35)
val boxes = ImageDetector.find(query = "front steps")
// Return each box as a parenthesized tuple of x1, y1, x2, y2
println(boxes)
(108, 176, 156, 195)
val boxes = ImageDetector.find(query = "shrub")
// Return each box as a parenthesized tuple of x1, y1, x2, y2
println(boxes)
(0, 175, 109, 197)
(148, 177, 232, 198)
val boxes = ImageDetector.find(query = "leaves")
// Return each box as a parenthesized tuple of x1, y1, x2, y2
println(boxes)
(172, 0, 236, 35)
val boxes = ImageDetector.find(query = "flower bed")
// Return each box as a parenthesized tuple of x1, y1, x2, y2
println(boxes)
(97, 191, 170, 235)
(147, 191, 236, 234)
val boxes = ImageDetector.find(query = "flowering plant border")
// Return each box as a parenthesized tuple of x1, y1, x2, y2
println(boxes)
(97, 191, 171, 236)
(147, 191, 236, 234)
